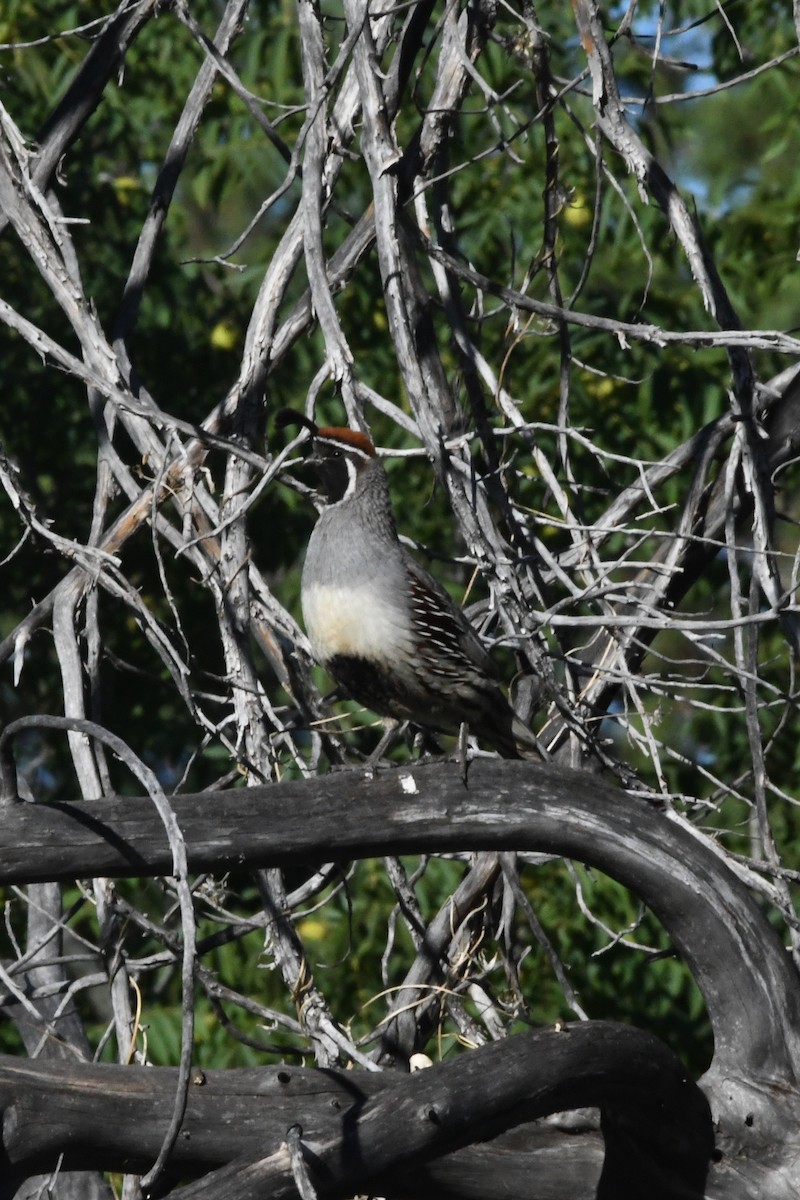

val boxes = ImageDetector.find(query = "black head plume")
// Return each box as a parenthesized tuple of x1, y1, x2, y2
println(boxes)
(275, 408, 318, 438)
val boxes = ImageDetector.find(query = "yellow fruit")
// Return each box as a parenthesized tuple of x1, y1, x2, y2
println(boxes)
(210, 320, 239, 350)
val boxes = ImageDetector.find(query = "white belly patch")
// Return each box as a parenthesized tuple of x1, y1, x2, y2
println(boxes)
(302, 583, 413, 664)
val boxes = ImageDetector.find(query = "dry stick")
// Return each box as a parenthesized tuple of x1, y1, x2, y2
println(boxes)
(376, 852, 502, 1062)
(173, 0, 292, 163)
(109, 895, 307, 1045)
(344, 0, 459, 453)
(725, 455, 797, 951)
(568, 0, 797, 675)
(87, 389, 153, 1100)
(412, 0, 531, 428)
(343, 0, 536, 675)
(300, 0, 436, 422)
(53, 573, 142, 1097)
(8, 882, 93, 1061)
(217, 346, 355, 1060)
(527, 9, 574, 483)
(416, 232, 800, 744)
(0, 0, 159, 239)
(256, 871, 349, 1070)
(218, 345, 359, 1058)
(417, 237, 800, 355)
(114, 0, 252, 347)
(297, 0, 359, 418)
(499, 853, 588, 1021)
(51, 566, 195, 1082)
(0, 715, 197, 1195)
(376, 855, 495, 1054)
(571, 0, 753, 403)
(0, 0, 306, 717)
(572, 0, 796, 659)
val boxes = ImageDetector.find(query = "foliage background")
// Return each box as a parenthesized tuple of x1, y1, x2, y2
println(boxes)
(1, 0, 800, 1178)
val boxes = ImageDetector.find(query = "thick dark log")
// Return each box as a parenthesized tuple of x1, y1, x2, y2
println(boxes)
(163, 1020, 710, 1200)
(1, 758, 799, 1121)
(1, 1052, 382, 1173)
(387, 1125, 604, 1200)
(0, 1069, 607, 1200)
(0, 1022, 707, 1200)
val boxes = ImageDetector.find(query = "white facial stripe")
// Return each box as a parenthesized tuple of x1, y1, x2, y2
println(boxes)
(321, 455, 359, 508)
(343, 456, 358, 498)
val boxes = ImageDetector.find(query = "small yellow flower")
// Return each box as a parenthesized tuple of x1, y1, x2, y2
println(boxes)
(297, 917, 327, 942)
(210, 320, 239, 351)
(113, 176, 140, 206)
(562, 193, 592, 230)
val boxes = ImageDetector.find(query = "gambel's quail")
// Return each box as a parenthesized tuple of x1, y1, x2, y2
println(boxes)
(278, 410, 539, 758)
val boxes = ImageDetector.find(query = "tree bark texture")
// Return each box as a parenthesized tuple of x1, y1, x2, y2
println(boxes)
(1, 759, 799, 1196)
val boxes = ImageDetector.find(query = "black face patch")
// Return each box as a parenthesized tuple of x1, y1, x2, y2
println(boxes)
(313, 448, 352, 503)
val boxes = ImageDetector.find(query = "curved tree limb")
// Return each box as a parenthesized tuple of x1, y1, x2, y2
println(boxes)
(0, 1022, 711, 1200)
(0, 755, 798, 1130)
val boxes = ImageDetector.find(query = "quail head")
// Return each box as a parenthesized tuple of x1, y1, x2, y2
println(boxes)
(279, 410, 538, 758)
